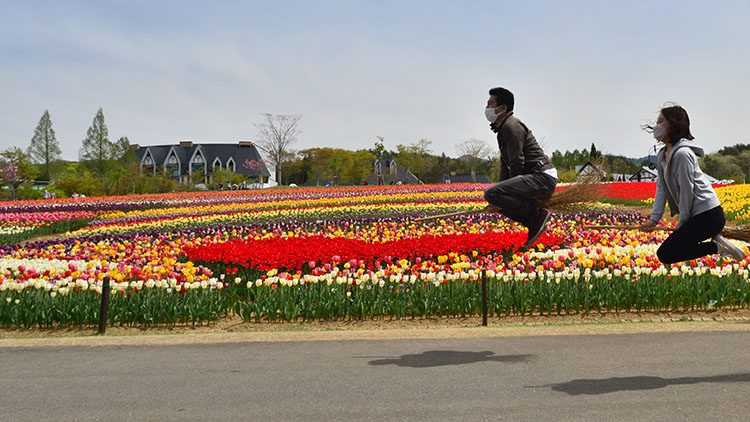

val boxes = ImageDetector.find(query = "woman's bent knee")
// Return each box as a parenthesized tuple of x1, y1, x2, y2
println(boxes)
(656, 246, 677, 264)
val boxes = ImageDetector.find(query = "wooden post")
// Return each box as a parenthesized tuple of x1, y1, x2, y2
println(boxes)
(482, 275, 488, 327)
(98, 277, 111, 334)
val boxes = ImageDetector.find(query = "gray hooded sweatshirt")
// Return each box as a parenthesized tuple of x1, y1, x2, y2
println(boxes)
(650, 138, 721, 228)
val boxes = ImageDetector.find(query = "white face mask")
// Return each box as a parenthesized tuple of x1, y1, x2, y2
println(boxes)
(653, 124, 668, 141)
(485, 106, 502, 123)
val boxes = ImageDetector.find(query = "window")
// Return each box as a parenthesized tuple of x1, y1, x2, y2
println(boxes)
(142, 152, 155, 174)
(166, 151, 180, 179)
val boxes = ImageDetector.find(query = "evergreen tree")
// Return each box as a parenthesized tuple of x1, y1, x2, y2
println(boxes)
(113, 136, 136, 162)
(550, 150, 566, 170)
(589, 142, 600, 159)
(27, 110, 61, 181)
(79, 108, 114, 176)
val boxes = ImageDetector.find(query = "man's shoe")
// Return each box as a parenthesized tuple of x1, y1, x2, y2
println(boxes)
(524, 208, 551, 248)
(713, 234, 745, 260)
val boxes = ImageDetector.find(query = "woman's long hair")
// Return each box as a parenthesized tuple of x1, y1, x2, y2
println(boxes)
(642, 103, 695, 145)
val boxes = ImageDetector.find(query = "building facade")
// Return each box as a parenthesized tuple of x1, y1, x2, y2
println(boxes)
(134, 141, 272, 184)
(366, 158, 422, 185)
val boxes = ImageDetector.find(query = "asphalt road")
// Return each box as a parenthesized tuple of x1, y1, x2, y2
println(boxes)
(1, 330, 749, 421)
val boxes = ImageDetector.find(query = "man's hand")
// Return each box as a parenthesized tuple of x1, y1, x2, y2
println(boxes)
(638, 219, 658, 232)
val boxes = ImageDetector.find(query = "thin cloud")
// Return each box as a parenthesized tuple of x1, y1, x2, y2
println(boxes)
(1, 1, 749, 161)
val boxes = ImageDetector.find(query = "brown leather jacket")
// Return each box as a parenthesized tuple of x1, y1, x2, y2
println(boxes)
(494, 113, 553, 180)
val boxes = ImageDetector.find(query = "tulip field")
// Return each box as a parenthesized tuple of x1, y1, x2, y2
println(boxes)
(2, 182, 750, 328)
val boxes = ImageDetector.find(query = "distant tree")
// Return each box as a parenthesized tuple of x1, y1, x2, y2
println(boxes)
(104, 136, 138, 195)
(717, 143, 750, 156)
(396, 138, 433, 182)
(606, 156, 635, 175)
(208, 167, 244, 190)
(298, 148, 335, 186)
(1, 147, 39, 200)
(281, 152, 307, 186)
(79, 108, 115, 176)
(327, 152, 344, 185)
(557, 168, 578, 183)
(589, 142, 601, 159)
(293, 148, 373, 186)
(140, 168, 176, 194)
(606, 154, 637, 174)
(372, 136, 386, 185)
(27, 110, 62, 181)
(254, 113, 302, 185)
(1, 164, 21, 201)
(121, 161, 141, 194)
(107, 164, 128, 195)
(456, 138, 492, 182)
(550, 150, 565, 170)
(113, 136, 136, 163)
(700, 153, 742, 181)
(562, 150, 573, 170)
(243, 158, 268, 184)
(737, 150, 750, 182)
(487, 150, 501, 182)
(342, 150, 375, 184)
(52, 162, 104, 197)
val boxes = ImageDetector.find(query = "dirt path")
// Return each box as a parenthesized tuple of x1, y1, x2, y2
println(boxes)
(2, 309, 749, 348)
(18, 233, 67, 247)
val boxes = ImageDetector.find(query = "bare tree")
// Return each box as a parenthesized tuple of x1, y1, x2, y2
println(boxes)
(254, 113, 302, 185)
(456, 138, 492, 182)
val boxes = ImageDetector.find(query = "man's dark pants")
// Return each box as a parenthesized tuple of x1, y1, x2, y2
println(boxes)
(484, 173, 557, 228)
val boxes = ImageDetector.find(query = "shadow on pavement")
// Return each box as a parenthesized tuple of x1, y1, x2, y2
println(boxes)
(540, 373, 750, 395)
(368, 350, 534, 368)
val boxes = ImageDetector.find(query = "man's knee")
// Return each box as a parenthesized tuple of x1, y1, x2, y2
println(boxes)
(484, 186, 501, 204)
(484, 188, 512, 208)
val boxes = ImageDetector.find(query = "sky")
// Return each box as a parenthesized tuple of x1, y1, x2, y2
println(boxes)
(2, 0, 749, 161)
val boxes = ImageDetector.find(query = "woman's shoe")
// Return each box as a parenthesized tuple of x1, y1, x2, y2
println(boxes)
(713, 234, 745, 260)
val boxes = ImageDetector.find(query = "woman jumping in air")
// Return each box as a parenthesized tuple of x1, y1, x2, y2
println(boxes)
(638, 104, 745, 263)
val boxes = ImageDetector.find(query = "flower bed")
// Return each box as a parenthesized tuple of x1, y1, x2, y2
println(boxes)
(0, 183, 748, 327)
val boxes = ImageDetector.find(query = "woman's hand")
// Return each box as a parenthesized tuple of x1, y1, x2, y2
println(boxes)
(638, 219, 658, 232)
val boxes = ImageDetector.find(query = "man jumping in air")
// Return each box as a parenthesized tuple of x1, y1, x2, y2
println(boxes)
(483, 87, 558, 248)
